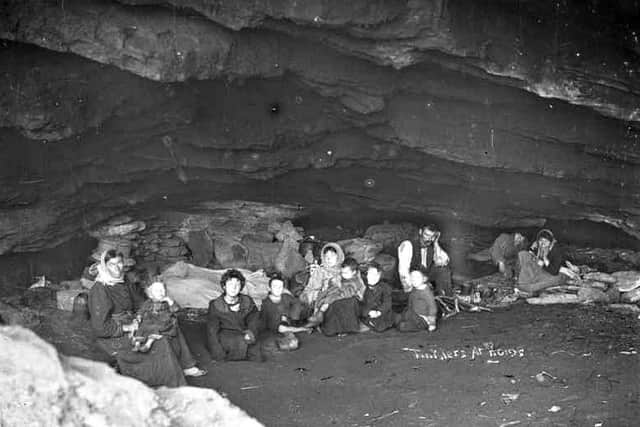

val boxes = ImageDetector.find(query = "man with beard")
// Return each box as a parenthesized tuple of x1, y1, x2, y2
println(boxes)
(398, 224, 453, 296)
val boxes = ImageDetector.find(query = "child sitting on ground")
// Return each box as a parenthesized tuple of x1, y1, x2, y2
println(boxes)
(133, 280, 207, 376)
(359, 262, 394, 332)
(395, 266, 438, 332)
(260, 273, 310, 352)
(306, 257, 365, 327)
(131, 281, 180, 352)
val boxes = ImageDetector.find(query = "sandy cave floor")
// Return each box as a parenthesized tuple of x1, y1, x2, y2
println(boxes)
(36, 302, 640, 427)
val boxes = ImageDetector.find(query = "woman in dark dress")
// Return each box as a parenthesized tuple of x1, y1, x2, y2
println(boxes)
(88, 250, 205, 387)
(206, 269, 262, 361)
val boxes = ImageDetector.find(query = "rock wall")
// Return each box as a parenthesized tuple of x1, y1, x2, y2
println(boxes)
(139, 201, 304, 272)
(0, 0, 639, 267)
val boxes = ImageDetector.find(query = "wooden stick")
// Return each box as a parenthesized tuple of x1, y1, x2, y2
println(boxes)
(371, 409, 399, 422)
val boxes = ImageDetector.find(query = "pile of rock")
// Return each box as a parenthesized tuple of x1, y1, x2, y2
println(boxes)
(526, 270, 640, 306)
(88, 216, 146, 267)
(363, 222, 418, 253)
(566, 247, 640, 273)
(135, 218, 190, 268)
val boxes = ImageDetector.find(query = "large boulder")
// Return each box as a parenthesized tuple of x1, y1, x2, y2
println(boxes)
(186, 230, 214, 267)
(364, 223, 418, 252)
(272, 221, 307, 278)
(0, 301, 41, 328)
(0, 326, 262, 427)
(373, 253, 397, 282)
(213, 238, 249, 269)
(241, 235, 281, 270)
(337, 238, 383, 264)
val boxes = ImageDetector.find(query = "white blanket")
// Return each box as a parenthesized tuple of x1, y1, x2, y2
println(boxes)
(160, 261, 270, 309)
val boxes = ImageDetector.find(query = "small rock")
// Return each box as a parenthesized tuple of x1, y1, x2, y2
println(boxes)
(60, 280, 84, 290)
(621, 287, 640, 303)
(577, 287, 610, 303)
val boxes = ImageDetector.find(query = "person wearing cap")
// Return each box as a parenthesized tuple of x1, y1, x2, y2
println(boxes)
(516, 229, 567, 293)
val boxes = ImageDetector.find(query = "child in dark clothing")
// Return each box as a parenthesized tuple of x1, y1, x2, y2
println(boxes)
(359, 262, 394, 332)
(207, 269, 262, 362)
(396, 266, 438, 332)
(260, 273, 310, 352)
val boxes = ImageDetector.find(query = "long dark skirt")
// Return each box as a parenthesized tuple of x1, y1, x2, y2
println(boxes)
(322, 297, 361, 336)
(517, 252, 565, 293)
(97, 327, 195, 387)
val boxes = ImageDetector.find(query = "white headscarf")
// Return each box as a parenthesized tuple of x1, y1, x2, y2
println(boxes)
(95, 250, 125, 286)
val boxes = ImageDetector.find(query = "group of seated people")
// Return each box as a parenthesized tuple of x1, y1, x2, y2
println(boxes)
(87, 223, 571, 387)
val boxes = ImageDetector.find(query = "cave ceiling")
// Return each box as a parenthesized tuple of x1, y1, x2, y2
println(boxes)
(0, 0, 639, 254)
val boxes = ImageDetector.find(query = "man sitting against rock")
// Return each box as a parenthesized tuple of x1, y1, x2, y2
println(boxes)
(398, 224, 453, 296)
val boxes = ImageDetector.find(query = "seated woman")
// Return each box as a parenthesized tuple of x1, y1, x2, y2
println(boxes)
(259, 273, 309, 352)
(299, 243, 344, 309)
(315, 258, 365, 336)
(88, 250, 204, 387)
(206, 269, 262, 361)
(131, 280, 207, 385)
(516, 229, 567, 293)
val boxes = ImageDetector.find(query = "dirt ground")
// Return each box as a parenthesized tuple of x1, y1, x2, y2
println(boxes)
(37, 302, 640, 427)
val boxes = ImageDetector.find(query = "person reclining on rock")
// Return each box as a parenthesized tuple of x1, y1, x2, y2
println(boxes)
(259, 273, 310, 353)
(398, 224, 453, 296)
(305, 257, 365, 328)
(489, 232, 528, 279)
(516, 229, 570, 293)
(207, 269, 262, 362)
